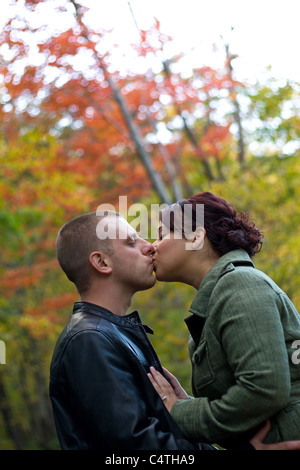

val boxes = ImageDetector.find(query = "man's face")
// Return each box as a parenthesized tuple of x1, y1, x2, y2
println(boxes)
(109, 217, 156, 292)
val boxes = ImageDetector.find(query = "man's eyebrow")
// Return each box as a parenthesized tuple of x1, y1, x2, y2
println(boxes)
(127, 231, 138, 240)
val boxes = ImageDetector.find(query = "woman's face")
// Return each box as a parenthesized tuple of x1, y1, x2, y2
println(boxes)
(152, 223, 190, 282)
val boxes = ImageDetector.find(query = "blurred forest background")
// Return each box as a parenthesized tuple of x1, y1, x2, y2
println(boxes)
(0, 0, 299, 449)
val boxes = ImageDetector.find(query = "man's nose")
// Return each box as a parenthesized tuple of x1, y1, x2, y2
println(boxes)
(142, 241, 155, 255)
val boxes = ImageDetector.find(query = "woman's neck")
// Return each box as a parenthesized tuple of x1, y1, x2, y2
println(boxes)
(186, 243, 219, 289)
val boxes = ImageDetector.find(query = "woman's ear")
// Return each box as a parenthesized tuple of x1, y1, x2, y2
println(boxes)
(191, 227, 206, 250)
(89, 252, 113, 274)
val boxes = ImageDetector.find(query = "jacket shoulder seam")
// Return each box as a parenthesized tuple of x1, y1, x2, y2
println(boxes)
(55, 326, 120, 375)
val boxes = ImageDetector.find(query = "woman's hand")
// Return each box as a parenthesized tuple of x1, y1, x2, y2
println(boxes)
(250, 420, 300, 450)
(148, 366, 189, 413)
(162, 367, 190, 400)
(148, 373, 300, 450)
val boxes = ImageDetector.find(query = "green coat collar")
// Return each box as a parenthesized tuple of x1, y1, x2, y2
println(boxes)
(188, 249, 255, 319)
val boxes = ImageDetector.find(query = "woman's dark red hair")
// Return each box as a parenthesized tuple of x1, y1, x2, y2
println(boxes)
(160, 192, 263, 257)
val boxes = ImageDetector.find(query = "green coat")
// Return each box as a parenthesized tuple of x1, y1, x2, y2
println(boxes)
(171, 249, 300, 446)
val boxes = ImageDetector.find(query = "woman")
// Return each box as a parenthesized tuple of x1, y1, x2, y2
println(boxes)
(149, 192, 300, 447)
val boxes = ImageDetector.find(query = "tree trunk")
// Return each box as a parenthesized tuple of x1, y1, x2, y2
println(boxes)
(162, 60, 215, 182)
(70, 0, 172, 204)
(107, 76, 172, 204)
(225, 44, 246, 166)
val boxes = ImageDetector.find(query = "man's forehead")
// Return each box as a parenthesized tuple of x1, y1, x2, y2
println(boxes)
(117, 217, 137, 238)
(96, 213, 137, 241)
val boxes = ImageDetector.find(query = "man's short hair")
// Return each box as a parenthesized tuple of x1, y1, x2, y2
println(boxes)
(56, 211, 119, 294)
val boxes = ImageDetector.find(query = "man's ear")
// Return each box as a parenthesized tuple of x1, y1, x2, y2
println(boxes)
(89, 252, 113, 275)
(190, 227, 206, 250)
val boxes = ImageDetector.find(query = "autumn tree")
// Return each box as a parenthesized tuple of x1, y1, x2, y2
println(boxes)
(0, 125, 97, 448)
(0, 0, 248, 205)
(0, 0, 299, 449)
(246, 73, 300, 157)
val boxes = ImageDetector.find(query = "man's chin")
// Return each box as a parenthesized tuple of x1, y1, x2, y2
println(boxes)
(140, 275, 156, 290)
(149, 275, 157, 287)
(131, 273, 156, 293)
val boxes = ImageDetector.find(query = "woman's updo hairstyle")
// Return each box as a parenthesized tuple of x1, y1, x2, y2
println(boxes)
(160, 192, 263, 258)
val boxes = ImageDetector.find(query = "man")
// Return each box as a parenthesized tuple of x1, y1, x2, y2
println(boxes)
(49, 211, 298, 450)
(50, 211, 201, 450)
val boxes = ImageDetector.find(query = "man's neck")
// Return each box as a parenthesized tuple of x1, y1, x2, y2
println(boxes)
(80, 283, 133, 317)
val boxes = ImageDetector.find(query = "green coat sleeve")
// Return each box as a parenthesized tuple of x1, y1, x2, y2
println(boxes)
(171, 270, 291, 444)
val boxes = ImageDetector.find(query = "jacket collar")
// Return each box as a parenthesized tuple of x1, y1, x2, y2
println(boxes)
(188, 249, 255, 319)
(73, 301, 154, 334)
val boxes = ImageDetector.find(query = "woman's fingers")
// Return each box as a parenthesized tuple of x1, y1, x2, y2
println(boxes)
(149, 367, 172, 392)
(162, 367, 178, 387)
(251, 421, 300, 450)
(162, 367, 190, 400)
(148, 367, 179, 412)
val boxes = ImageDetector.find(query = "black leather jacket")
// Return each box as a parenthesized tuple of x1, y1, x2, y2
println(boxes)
(49, 301, 200, 450)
